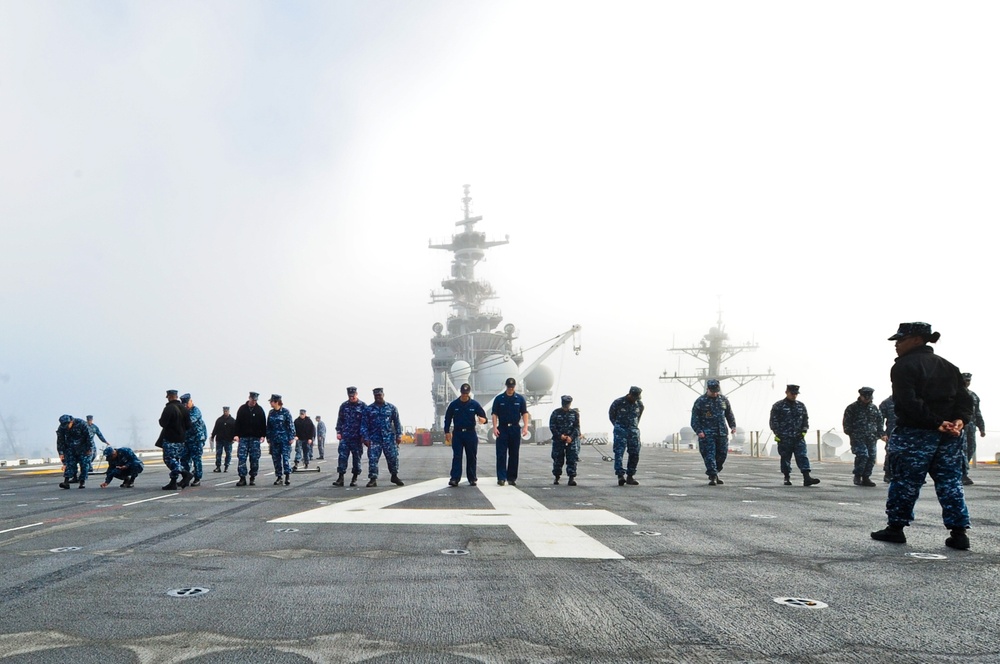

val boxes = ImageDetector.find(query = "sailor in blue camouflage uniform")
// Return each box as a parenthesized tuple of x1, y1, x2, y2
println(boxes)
(333, 387, 366, 487)
(549, 395, 582, 486)
(879, 396, 897, 483)
(872, 322, 974, 550)
(99, 446, 144, 488)
(57, 415, 93, 489)
(361, 388, 405, 488)
(444, 383, 487, 487)
(234, 391, 267, 487)
(691, 379, 736, 486)
(158, 389, 191, 490)
(85, 415, 108, 466)
(609, 386, 644, 486)
(768, 385, 820, 487)
(960, 373, 986, 486)
(843, 387, 886, 486)
(179, 394, 207, 487)
(316, 415, 327, 460)
(267, 394, 296, 486)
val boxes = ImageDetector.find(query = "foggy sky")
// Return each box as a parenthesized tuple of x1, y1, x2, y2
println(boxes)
(1, 1, 997, 458)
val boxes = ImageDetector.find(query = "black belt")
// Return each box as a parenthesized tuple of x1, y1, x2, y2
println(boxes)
(501, 423, 518, 427)
(455, 427, 476, 433)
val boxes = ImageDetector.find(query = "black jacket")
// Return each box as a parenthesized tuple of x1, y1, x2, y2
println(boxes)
(891, 346, 974, 430)
(294, 416, 316, 439)
(211, 414, 236, 442)
(235, 402, 267, 438)
(159, 400, 191, 443)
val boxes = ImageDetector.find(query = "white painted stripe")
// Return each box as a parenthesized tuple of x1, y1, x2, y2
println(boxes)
(270, 477, 634, 559)
(0, 522, 44, 535)
(122, 494, 180, 507)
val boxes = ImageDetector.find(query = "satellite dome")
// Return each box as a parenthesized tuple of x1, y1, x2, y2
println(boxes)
(476, 354, 519, 396)
(524, 365, 555, 393)
(449, 361, 472, 385)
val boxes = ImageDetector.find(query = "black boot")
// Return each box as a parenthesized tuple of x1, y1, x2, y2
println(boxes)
(78, 481, 86, 489)
(803, 471, 820, 486)
(708, 476, 717, 486)
(366, 478, 377, 487)
(783, 474, 792, 486)
(617, 475, 626, 486)
(553, 476, 560, 485)
(945, 527, 970, 550)
(274, 476, 284, 486)
(333, 473, 345, 487)
(163, 478, 179, 490)
(861, 476, 876, 487)
(567, 476, 577, 486)
(178, 471, 192, 489)
(190, 478, 200, 487)
(871, 524, 906, 543)
(853, 475, 862, 486)
(284, 475, 290, 486)
(235, 476, 247, 487)
(59, 481, 71, 489)
(249, 476, 256, 486)
(212, 466, 221, 473)
(350, 473, 359, 487)
(390, 475, 404, 486)
(626, 475, 639, 485)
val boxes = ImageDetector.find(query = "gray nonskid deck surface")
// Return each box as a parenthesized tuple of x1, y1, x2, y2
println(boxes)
(1, 444, 997, 663)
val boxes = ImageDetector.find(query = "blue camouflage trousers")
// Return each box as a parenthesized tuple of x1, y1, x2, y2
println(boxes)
(698, 433, 728, 477)
(338, 438, 364, 475)
(106, 463, 143, 484)
(962, 429, 978, 477)
(552, 439, 580, 477)
(161, 442, 185, 481)
(182, 441, 205, 479)
(885, 427, 970, 529)
(850, 436, 878, 478)
(368, 439, 400, 479)
(63, 448, 90, 482)
(237, 437, 262, 479)
(613, 425, 641, 477)
(295, 438, 313, 465)
(776, 435, 811, 475)
(269, 438, 292, 476)
(215, 441, 233, 469)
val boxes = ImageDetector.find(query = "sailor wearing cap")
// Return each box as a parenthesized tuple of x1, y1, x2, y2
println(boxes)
(550, 395, 581, 486)
(56, 414, 93, 490)
(360, 388, 405, 487)
(333, 386, 367, 487)
(491, 377, 529, 486)
(769, 385, 820, 486)
(444, 383, 487, 487)
(85, 415, 108, 466)
(158, 390, 191, 490)
(609, 386, 645, 486)
(843, 386, 886, 486)
(691, 380, 736, 486)
(266, 395, 296, 486)
(960, 373, 986, 486)
(293, 408, 316, 470)
(179, 394, 207, 488)
(99, 445, 144, 488)
(234, 391, 267, 487)
(871, 322, 973, 550)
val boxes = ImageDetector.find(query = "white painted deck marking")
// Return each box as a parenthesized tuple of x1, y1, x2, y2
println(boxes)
(122, 494, 180, 507)
(270, 478, 635, 559)
(0, 522, 44, 535)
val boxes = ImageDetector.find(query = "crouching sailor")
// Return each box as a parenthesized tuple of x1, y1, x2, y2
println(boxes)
(100, 446, 144, 488)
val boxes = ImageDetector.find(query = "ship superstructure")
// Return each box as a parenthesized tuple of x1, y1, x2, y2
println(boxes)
(429, 185, 580, 433)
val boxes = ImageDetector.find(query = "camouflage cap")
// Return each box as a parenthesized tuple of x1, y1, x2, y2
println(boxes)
(706, 380, 721, 391)
(58, 414, 72, 425)
(859, 387, 874, 395)
(103, 446, 114, 459)
(888, 322, 933, 341)
(962, 373, 972, 380)
(786, 384, 800, 394)
(561, 394, 573, 404)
